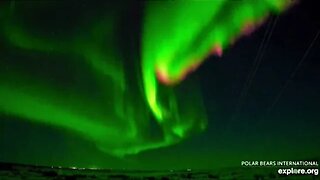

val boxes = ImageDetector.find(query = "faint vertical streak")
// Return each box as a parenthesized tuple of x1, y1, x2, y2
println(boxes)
(231, 16, 278, 121)
(267, 30, 320, 114)
(9, 0, 15, 15)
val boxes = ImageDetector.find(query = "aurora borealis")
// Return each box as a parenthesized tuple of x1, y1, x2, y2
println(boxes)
(1, 0, 319, 170)
(142, 0, 292, 122)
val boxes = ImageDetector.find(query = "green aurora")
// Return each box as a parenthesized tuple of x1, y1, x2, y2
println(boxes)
(0, 0, 293, 159)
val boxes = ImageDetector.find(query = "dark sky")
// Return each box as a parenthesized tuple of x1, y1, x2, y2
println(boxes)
(0, 0, 319, 170)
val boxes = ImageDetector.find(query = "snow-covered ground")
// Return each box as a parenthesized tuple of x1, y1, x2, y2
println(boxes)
(0, 162, 316, 179)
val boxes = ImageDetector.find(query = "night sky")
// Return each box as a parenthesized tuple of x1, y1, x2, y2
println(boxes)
(0, 0, 319, 170)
